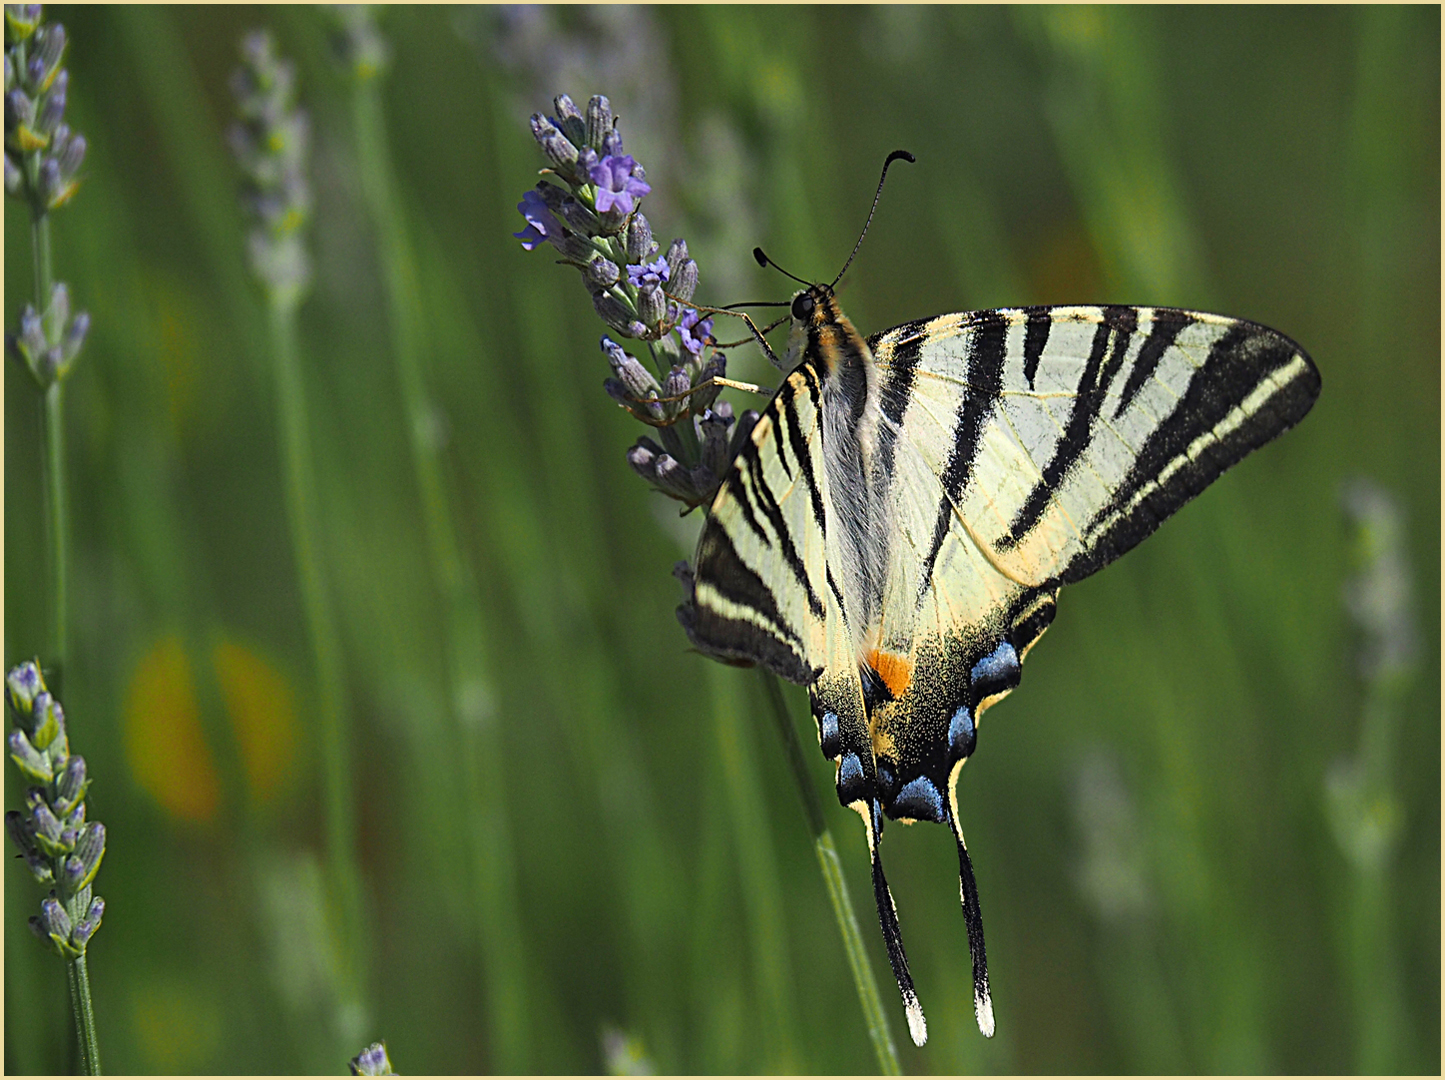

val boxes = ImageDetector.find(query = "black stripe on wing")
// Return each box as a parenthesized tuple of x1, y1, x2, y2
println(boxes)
(918, 310, 1008, 596)
(1022, 305, 1052, 390)
(1000, 306, 1138, 549)
(874, 318, 927, 486)
(1063, 316, 1320, 583)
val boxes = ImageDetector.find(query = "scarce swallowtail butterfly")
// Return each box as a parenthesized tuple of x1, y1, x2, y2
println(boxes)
(677, 153, 1320, 1047)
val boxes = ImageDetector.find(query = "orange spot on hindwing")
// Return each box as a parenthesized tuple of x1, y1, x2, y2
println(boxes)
(866, 649, 913, 700)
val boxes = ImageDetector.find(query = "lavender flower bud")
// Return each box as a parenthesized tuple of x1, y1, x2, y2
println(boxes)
(4, 151, 19, 195)
(6, 810, 33, 854)
(558, 196, 598, 235)
(552, 93, 586, 148)
(39, 894, 70, 941)
(664, 238, 689, 281)
(652, 454, 697, 502)
(350, 1041, 394, 1076)
(8, 729, 50, 783)
(699, 404, 737, 479)
(35, 71, 63, 134)
(59, 853, 85, 891)
(671, 260, 699, 304)
(636, 284, 665, 327)
(625, 213, 654, 262)
(601, 126, 624, 157)
(11, 304, 44, 373)
(603, 337, 661, 399)
(55, 129, 83, 176)
(55, 755, 87, 807)
(689, 352, 726, 411)
(23, 53, 43, 93)
(36, 155, 59, 203)
(5, 5, 41, 42)
(62, 310, 88, 364)
(530, 113, 578, 174)
(584, 95, 612, 152)
(555, 233, 596, 263)
(6, 86, 34, 132)
(626, 438, 661, 480)
(593, 293, 637, 336)
(29, 798, 61, 846)
(662, 365, 691, 420)
(72, 822, 104, 887)
(6, 661, 42, 716)
(584, 256, 620, 291)
(24, 850, 52, 884)
(534, 180, 567, 211)
(29, 691, 62, 749)
(71, 896, 104, 948)
(32, 23, 64, 90)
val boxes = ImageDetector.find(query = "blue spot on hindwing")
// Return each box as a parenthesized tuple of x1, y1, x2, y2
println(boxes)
(892, 776, 945, 822)
(837, 752, 866, 805)
(949, 705, 976, 760)
(969, 640, 1020, 701)
(818, 711, 841, 759)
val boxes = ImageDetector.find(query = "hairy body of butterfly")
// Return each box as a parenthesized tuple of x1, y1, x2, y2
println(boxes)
(677, 284, 1321, 1046)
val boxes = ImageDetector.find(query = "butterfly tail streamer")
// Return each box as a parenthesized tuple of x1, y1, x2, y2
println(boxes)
(865, 801, 928, 1047)
(952, 817, 995, 1037)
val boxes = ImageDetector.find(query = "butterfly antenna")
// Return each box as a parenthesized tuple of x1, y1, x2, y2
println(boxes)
(830, 149, 915, 290)
(752, 246, 811, 288)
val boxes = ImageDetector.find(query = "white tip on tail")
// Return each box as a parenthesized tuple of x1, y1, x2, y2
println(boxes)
(904, 989, 928, 1046)
(975, 988, 995, 1038)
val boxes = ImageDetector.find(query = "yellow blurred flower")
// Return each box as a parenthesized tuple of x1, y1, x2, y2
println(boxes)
(124, 635, 219, 823)
(123, 633, 299, 822)
(213, 637, 297, 806)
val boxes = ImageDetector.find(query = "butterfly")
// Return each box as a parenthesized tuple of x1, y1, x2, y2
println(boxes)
(676, 159, 1320, 1046)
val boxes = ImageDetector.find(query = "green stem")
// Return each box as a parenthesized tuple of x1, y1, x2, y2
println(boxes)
(68, 955, 101, 1074)
(43, 379, 68, 684)
(266, 301, 369, 1005)
(32, 211, 68, 692)
(709, 665, 802, 1070)
(757, 673, 900, 1074)
(349, 72, 534, 1070)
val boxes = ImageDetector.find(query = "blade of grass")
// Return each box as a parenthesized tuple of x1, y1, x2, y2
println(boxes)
(348, 57, 535, 1071)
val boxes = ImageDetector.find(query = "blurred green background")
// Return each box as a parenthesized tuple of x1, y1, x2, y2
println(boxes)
(5, 5, 1439, 1074)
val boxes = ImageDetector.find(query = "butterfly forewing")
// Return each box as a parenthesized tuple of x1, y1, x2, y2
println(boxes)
(684, 362, 830, 685)
(870, 305, 1319, 593)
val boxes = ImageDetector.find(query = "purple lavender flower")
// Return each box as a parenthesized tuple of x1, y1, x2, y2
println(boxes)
(590, 154, 650, 216)
(627, 256, 669, 290)
(677, 309, 713, 356)
(514, 188, 564, 251)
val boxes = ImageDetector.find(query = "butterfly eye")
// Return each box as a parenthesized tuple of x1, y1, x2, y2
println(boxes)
(791, 293, 815, 321)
